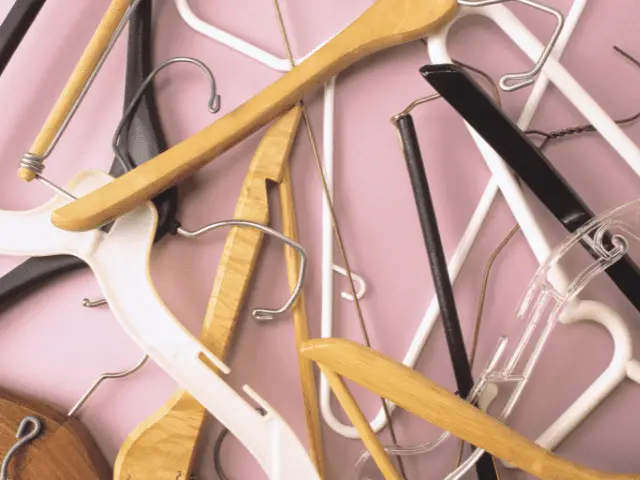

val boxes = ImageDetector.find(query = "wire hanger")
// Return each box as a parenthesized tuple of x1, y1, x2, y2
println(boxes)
(0, 0, 181, 313)
(48, 0, 567, 232)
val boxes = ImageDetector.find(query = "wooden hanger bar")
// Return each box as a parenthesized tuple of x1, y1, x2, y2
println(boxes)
(278, 162, 326, 477)
(114, 106, 327, 479)
(50, 0, 458, 231)
(18, 0, 131, 182)
(301, 338, 639, 480)
(0, 388, 110, 480)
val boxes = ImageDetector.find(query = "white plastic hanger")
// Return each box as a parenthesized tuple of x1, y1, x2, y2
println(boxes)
(428, 1, 640, 464)
(0, 170, 320, 480)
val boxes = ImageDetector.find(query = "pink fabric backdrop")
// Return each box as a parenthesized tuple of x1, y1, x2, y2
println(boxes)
(0, 0, 638, 478)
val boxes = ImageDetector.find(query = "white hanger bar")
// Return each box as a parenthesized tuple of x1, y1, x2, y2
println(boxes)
(429, 2, 640, 469)
(0, 170, 320, 480)
(320, 0, 587, 440)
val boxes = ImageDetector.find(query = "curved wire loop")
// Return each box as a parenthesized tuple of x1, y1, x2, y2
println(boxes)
(0, 416, 43, 480)
(458, 0, 565, 92)
(176, 220, 307, 322)
(67, 355, 149, 418)
(112, 56, 221, 172)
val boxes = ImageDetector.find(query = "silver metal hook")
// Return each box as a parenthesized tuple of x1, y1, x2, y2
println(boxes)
(82, 298, 108, 308)
(176, 220, 307, 322)
(67, 355, 149, 418)
(0, 416, 43, 480)
(112, 56, 221, 172)
(20, 0, 146, 176)
(333, 265, 367, 301)
(457, 0, 565, 92)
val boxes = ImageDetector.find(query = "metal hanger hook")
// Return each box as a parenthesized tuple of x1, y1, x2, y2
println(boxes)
(67, 355, 149, 418)
(113, 56, 222, 172)
(457, 0, 565, 92)
(0, 416, 43, 480)
(177, 220, 307, 322)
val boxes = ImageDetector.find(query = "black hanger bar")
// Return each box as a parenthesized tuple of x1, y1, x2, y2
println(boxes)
(0, 0, 179, 312)
(420, 63, 640, 314)
(394, 112, 499, 480)
(0, 0, 46, 77)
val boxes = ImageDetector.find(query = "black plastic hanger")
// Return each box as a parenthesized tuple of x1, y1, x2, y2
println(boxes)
(0, 0, 179, 312)
(394, 111, 499, 480)
(0, 0, 46, 77)
(420, 62, 640, 313)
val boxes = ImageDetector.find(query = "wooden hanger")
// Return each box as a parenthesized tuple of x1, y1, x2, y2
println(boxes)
(114, 106, 325, 479)
(48, 0, 458, 232)
(301, 338, 640, 480)
(0, 388, 110, 480)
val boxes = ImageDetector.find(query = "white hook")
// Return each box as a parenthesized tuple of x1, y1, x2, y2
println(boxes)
(332, 265, 367, 301)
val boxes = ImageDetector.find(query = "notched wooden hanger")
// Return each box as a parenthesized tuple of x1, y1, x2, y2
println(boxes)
(301, 338, 640, 480)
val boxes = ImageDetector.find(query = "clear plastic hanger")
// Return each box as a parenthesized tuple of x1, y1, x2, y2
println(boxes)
(427, 4, 640, 473)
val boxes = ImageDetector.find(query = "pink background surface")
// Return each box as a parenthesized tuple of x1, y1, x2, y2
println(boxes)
(0, 1, 639, 478)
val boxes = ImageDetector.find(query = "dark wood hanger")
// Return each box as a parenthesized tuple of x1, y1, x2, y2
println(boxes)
(0, 388, 110, 480)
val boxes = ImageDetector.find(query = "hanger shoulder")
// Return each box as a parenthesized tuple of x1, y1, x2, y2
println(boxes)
(0, 388, 111, 480)
(114, 107, 303, 480)
(300, 339, 637, 480)
(51, 0, 458, 232)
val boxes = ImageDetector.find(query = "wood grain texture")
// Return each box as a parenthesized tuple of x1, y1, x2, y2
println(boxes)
(320, 369, 401, 480)
(18, 0, 131, 182)
(301, 339, 640, 480)
(278, 164, 325, 478)
(51, 0, 459, 231)
(0, 388, 110, 480)
(114, 107, 303, 480)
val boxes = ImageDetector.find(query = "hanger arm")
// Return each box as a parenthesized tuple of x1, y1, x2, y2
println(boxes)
(0, 0, 46, 77)
(114, 107, 303, 480)
(421, 63, 640, 315)
(50, 0, 458, 232)
(302, 338, 638, 480)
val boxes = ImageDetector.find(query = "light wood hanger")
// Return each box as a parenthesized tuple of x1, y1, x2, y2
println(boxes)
(18, 0, 131, 182)
(49, 0, 458, 232)
(114, 106, 325, 479)
(0, 388, 110, 480)
(301, 338, 640, 480)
